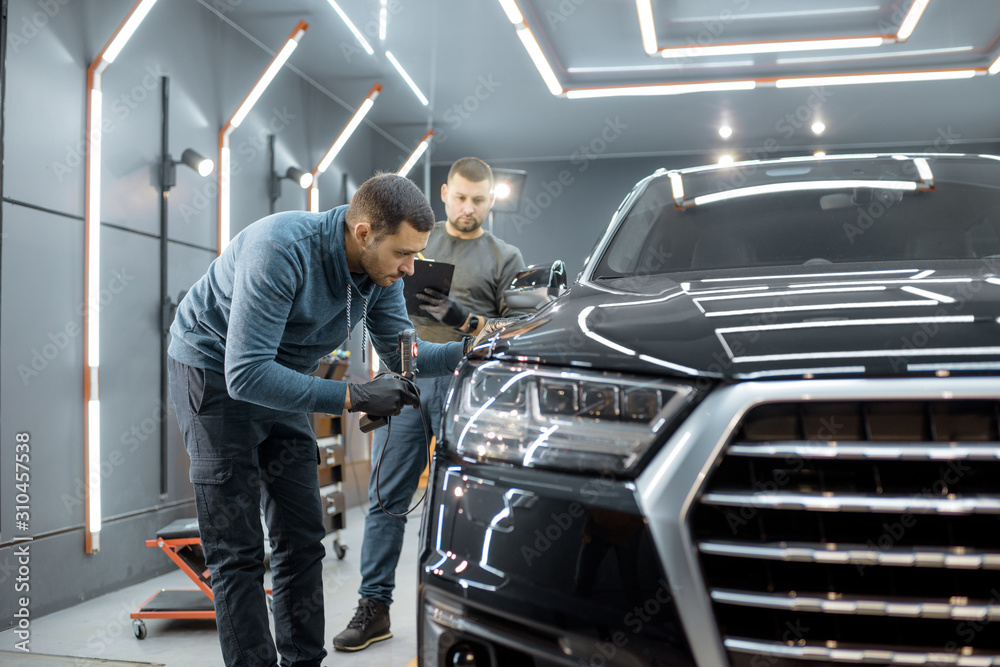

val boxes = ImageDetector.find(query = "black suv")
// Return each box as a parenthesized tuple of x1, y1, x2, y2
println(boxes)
(417, 154, 1000, 667)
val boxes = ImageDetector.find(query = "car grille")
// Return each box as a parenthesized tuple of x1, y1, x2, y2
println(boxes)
(689, 399, 1000, 667)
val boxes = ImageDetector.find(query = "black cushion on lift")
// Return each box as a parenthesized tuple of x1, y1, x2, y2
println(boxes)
(156, 518, 201, 540)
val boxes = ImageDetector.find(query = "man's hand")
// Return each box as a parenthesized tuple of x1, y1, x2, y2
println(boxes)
(347, 373, 420, 417)
(416, 288, 469, 328)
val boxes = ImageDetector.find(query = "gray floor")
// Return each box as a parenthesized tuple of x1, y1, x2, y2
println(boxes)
(0, 504, 424, 667)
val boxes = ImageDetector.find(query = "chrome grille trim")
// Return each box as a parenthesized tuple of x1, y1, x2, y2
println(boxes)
(711, 589, 1000, 621)
(727, 442, 1000, 461)
(698, 540, 1000, 569)
(724, 638, 1000, 666)
(701, 492, 1000, 514)
(635, 378, 1000, 667)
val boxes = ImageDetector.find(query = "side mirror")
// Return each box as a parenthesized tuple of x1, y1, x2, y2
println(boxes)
(504, 260, 567, 310)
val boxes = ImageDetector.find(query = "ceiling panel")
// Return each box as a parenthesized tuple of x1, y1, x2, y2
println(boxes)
(219, 0, 1000, 165)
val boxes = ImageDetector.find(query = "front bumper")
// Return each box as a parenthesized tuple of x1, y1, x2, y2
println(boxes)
(418, 461, 694, 667)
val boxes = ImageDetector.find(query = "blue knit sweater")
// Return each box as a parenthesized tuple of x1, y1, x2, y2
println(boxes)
(168, 205, 463, 414)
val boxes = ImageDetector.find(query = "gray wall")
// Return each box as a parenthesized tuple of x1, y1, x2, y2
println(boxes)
(0, 0, 399, 625)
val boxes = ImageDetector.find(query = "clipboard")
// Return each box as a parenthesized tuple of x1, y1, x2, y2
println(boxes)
(403, 259, 456, 315)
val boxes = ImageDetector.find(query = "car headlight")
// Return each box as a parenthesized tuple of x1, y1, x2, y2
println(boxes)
(443, 360, 696, 474)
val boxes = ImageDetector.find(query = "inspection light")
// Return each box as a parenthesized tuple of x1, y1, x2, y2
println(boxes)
(811, 121, 826, 135)
(83, 0, 159, 555)
(776, 69, 978, 88)
(327, 0, 374, 55)
(310, 84, 382, 212)
(398, 129, 434, 177)
(718, 155, 734, 165)
(218, 20, 308, 254)
(491, 168, 528, 213)
(719, 125, 733, 139)
(990, 54, 1000, 75)
(896, 0, 929, 41)
(814, 150, 827, 157)
(386, 51, 429, 106)
(379, 0, 388, 40)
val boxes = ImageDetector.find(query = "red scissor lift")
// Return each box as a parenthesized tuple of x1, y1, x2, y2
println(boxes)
(130, 518, 272, 639)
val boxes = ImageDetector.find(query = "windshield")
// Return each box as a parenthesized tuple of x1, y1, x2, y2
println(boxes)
(593, 155, 1000, 279)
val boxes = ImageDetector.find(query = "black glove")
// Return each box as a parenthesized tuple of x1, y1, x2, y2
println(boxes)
(416, 288, 469, 328)
(348, 373, 420, 416)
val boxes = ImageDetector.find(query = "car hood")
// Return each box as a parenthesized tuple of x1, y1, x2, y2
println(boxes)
(490, 263, 1000, 379)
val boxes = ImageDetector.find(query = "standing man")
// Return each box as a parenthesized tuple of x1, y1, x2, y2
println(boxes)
(168, 174, 468, 667)
(334, 157, 525, 651)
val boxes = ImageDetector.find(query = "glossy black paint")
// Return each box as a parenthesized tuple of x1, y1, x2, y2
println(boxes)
(487, 262, 1000, 380)
(418, 460, 695, 667)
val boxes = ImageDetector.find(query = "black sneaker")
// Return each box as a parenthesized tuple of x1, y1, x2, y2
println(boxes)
(333, 598, 392, 651)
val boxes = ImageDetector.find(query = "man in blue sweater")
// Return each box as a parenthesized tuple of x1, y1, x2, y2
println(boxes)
(168, 174, 466, 667)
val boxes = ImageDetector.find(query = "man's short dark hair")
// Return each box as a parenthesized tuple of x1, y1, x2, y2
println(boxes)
(346, 173, 435, 239)
(447, 157, 493, 189)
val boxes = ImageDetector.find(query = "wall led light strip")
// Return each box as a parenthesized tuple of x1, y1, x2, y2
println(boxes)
(83, 0, 159, 554)
(398, 130, 434, 177)
(218, 20, 308, 254)
(308, 84, 382, 213)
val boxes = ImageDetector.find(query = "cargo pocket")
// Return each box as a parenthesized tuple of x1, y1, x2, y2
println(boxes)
(188, 457, 233, 485)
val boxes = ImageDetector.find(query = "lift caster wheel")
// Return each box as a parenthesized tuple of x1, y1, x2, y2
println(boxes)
(334, 539, 348, 560)
(133, 619, 147, 640)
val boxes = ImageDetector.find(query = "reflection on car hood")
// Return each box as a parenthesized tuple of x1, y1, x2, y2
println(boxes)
(491, 263, 1000, 379)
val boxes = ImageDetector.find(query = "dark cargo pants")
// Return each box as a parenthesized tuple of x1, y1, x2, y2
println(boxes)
(168, 357, 326, 667)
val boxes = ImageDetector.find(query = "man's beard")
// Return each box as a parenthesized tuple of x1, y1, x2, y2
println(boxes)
(358, 244, 400, 287)
(450, 215, 483, 233)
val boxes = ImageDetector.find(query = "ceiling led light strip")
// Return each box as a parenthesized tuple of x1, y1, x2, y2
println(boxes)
(567, 80, 756, 99)
(496, 0, 562, 96)
(776, 69, 978, 88)
(218, 20, 308, 254)
(309, 83, 382, 213)
(896, 0, 929, 41)
(386, 51, 429, 106)
(83, 0, 159, 555)
(635, 0, 929, 59)
(635, 0, 656, 55)
(990, 54, 1000, 75)
(327, 0, 374, 55)
(659, 37, 885, 59)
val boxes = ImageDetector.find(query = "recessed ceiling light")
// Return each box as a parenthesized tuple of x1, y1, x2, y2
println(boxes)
(811, 121, 826, 135)
(719, 125, 733, 139)
(719, 155, 734, 165)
